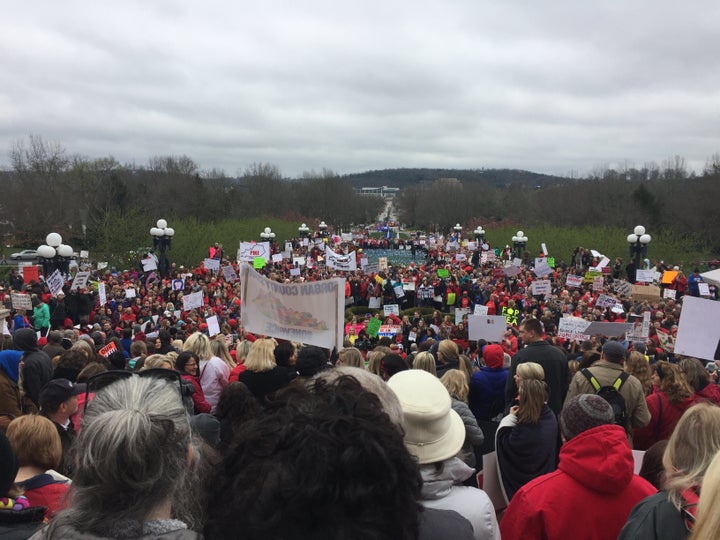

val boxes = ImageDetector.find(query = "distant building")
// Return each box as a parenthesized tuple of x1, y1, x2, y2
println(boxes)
(357, 186, 400, 198)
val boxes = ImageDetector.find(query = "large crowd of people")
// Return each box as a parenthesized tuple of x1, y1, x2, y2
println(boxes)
(0, 224, 719, 539)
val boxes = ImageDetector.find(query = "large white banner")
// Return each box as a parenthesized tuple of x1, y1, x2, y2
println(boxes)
(675, 296, 720, 361)
(240, 264, 345, 350)
(238, 242, 271, 263)
(325, 247, 357, 272)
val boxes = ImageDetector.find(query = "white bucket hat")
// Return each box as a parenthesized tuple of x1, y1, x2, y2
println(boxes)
(387, 370, 465, 465)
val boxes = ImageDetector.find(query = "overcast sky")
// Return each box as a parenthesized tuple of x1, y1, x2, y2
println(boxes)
(2, 1, 719, 178)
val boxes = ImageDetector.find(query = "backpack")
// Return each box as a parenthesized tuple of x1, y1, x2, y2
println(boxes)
(580, 368, 629, 429)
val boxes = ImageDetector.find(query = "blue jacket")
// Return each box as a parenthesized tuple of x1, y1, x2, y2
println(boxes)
(469, 367, 508, 422)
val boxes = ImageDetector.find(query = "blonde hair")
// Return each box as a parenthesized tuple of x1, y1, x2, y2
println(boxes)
(366, 350, 386, 377)
(691, 449, 720, 540)
(656, 361, 693, 403)
(517, 362, 545, 381)
(517, 378, 547, 424)
(626, 351, 652, 396)
(663, 404, 720, 511)
(211, 339, 236, 370)
(441, 369, 469, 402)
(437, 340, 459, 363)
(7, 415, 62, 471)
(244, 339, 277, 373)
(412, 351, 437, 376)
(235, 340, 252, 364)
(337, 347, 365, 369)
(183, 332, 213, 362)
(141, 354, 173, 370)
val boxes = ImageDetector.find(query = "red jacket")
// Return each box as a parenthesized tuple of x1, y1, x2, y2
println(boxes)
(500, 425, 655, 540)
(181, 374, 212, 414)
(697, 383, 720, 406)
(633, 392, 700, 451)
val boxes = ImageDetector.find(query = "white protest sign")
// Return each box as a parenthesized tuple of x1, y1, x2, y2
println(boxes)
(239, 242, 271, 263)
(141, 258, 158, 272)
(699, 283, 711, 297)
(466, 241, 477, 251)
(663, 288, 677, 299)
(369, 297, 381, 309)
(596, 294, 617, 308)
(46, 269, 65, 297)
(293, 257, 305, 267)
(393, 285, 405, 298)
(204, 258, 220, 271)
(70, 271, 91, 291)
(597, 256, 610, 269)
(612, 280, 633, 297)
(290, 268, 301, 277)
(593, 276, 604, 292)
(558, 317, 591, 341)
(1, 320, 9, 336)
(455, 308, 470, 325)
(534, 257, 547, 267)
(378, 257, 388, 271)
(468, 315, 506, 342)
(97, 262, 108, 270)
(271, 253, 283, 263)
(206, 315, 221, 337)
(531, 280, 552, 296)
(473, 304, 489, 316)
(383, 304, 400, 317)
(182, 291, 204, 311)
(221, 265, 238, 282)
(533, 261, 552, 278)
(626, 312, 651, 342)
(675, 296, 720, 360)
(503, 265, 521, 277)
(172, 279, 184, 291)
(566, 274, 583, 288)
(541, 243, 548, 256)
(326, 247, 357, 272)
(360, 257, 369, 269)
(590, 250, 603, 258)
(285, 242, 293, 253)
(635, 269, 655, 283)
(11, 293, 32, 311)
(513, 258, 523, 267)
(80, 250, 89, 259)
(98, 282, 107, 307)
(125, 288, 136, 299)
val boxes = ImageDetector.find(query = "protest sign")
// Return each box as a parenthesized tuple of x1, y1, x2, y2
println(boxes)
(182, 291, 204, 311)
(455, 253, 467, 262)
(468, 315, 506, 342)
(221, 265, 238, 282)
(626, 312, 651, 342)
(366, 318, 382, 338)
(292, 256, 305, 267)
(383, 304, 400, 317)
(79, 250, 89, 259)
(11, 293, 32, 311)
(513, 258, 523, 267)
(558, 317, 591, 341)
(584, 271, 602, 283)
(378, 257, 388, 271)
(662, 270, 678, 284)
(596, 294, 617, 308)
(125, 288, 136, 299)
(531, 280, 552, 296)
(21, 265, 39, 284)
(656, 331, 675, 353)
(141, 258, 157, 272)
(326, 247, 357, 271)
(675, 296, 720, 360)
(502, 306, 520, 326)
(663, 288, 677, 299)
(597, 256, 610, 270)
(455, 308, 470, 325)
(541, 243, 548, 256)
(473, 304, 489, 316)
(253, 257, 266, 269)
(98, 283, 107, 307)
(46, 269, 65, 297)
(202, 258, 219, 271)
(635, 269, 655, 283)
(631, 284, 661, 303)
(437, 269, 449, 278)
(239, 242, 271, 263)
(70, 271, 91, 291)
(290, 267, 301, 277)
(240, 264, 344, 350)
(393, 285, 405, 298)
(699, 283, 711, 297)
(360, 257, 369, 269)
(206, 315, 221, 337)
(566, 274, 583, 288)
(547, 257, 555, 268)
(271, 253, 283, 263)
(612, 280, 633, 297)
(368, 297, 381, 308)
(98, 342, 118, 358)
(172, 279, 184, 291)
(378, 325, 400, 337)
(503, 265, 521, 277)
(533, 261, 552, 278)
(593, 276, 604, 292)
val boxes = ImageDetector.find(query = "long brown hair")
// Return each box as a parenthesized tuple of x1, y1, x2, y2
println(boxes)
(656, 361, 693, 403)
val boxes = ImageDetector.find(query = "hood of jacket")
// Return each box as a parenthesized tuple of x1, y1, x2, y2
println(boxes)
(419, 457, 475, 500)
(558, 424, 634, 495)
(13, 328, 38, 352)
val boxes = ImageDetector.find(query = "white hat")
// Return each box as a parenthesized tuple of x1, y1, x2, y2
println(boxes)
(387, 370, 465, 465)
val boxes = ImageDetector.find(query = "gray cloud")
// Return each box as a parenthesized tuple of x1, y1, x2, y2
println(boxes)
(1, 0, 719, 178)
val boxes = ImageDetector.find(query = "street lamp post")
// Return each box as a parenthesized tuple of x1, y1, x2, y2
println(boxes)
(260, 226, 276, 244)
(473, 226, 486, 243)
(37, 233, 74, 276)
(150, 219, 175, 277)
(453, 223, 462, 239)
(318, 221, 328, 242)
(627, 225, 651, 282)
(511, 230, 528, 259)
(298, 223, 310, 238)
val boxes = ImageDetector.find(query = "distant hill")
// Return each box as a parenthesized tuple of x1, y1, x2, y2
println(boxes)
(341, 168, 567, 189)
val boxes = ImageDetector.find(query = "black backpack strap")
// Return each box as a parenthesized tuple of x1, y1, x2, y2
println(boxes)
(581, 368, 601, 392)
(613, 371, 629, 391)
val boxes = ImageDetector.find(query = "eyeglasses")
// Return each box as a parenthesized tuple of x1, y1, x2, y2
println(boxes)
(83, 368, 183, 412)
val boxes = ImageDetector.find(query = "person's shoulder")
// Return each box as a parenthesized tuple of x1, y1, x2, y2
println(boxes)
(418, 508, 474, 540)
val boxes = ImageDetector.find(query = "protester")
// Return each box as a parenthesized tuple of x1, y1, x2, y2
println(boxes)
(183, 332, 229, 413)
(679, 357, 720, 406)
(500, 394, 655, 540)
(440, 369, 484, 469)
(175, 351, 212, 414)
(237, 338, 291, 400)
(619, 404, 720, 539)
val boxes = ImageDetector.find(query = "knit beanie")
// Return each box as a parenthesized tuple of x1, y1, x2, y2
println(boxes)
(482, 344, 505, 369)
(560, 394, 614, 441)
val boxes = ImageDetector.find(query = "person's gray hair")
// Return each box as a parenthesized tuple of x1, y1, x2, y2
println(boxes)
(315, 366, 404, 429)
(44, 377, 196, 537)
